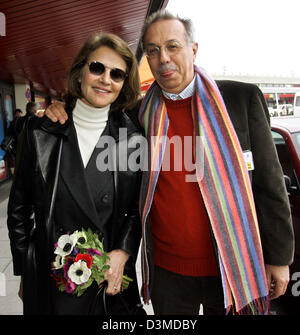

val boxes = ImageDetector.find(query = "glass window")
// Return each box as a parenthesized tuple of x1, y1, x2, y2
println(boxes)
(271, 130, 285, 145)
(271, 130, 299, 191)
(291, 133, 300, 157)
(271, 130, 294, 178)
(278, 93, 295, 105)
(4, 94, 13, 130)
(264, 94, 276, 108)
(0, 94, 5, 161)
(35, 95, 46, 110)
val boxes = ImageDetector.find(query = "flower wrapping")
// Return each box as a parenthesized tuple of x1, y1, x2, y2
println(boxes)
(51, 228, 111, 296)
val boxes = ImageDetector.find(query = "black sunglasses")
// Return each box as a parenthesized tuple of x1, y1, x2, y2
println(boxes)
(87, 61, 127, 82)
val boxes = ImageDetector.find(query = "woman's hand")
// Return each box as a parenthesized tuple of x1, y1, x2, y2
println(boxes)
(104, 249, 130, 295)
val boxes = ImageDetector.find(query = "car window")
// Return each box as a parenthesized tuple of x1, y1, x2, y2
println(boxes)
(291, 132, 300, 157)
(272, 131, 286, 145)
(271, 130, 294, 179)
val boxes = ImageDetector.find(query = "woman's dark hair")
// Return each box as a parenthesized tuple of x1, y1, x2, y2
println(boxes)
(65, 32, 141, 111)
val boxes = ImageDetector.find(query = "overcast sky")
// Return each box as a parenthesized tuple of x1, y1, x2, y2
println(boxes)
(167, 0, 300, 77)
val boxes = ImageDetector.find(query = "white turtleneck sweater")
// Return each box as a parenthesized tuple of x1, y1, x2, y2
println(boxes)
(72, 99, 109, 167)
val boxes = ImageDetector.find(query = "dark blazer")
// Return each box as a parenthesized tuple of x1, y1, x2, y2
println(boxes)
(143, 81, 295, 290)
(7, 105, 144, 314)
(217, 81, 294, 265)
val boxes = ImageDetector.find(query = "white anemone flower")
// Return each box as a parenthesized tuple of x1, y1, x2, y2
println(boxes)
(68, 260, 92, 285)
(54, 233, 78, 256)
(73, 230, 87, 246)
(53, 255, 65, 269)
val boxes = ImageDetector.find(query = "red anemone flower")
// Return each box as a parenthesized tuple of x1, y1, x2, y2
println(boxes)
(75, 253, 93, 268)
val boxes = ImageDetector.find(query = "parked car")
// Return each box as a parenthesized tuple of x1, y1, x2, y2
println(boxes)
(268, 107, 278, 117)
(294, 93, 300, 117)
(270, 116, 300, 313)
(272, 104, 294, 117)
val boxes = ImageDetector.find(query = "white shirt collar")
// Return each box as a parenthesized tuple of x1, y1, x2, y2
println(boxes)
(162, 76, 196, 100)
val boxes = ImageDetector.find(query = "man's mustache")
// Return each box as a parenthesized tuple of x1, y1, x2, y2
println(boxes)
(158, 64, 178, 75)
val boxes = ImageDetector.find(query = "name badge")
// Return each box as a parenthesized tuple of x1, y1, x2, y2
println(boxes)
(243, 150, 255, 171)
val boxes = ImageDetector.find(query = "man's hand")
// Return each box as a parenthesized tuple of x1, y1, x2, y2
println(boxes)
(45, 101, 68, 124)
(104, 249, 130, 296)
(265, 264, 290, 300)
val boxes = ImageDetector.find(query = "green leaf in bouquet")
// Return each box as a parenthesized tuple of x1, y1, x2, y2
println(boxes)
(121, 275, 133, 290)
(122, 275, 133, 283)
(82, 277, 93, 290)
(96, 256, 110, 271)
(75, 277, 93, 297)
(91, 267, 102, 283)
(58, 284, 66, 293)
(84, 228, 95, 245)
(75, 288, 84, 297)
(94, 275, 105, 286)
(121, 282, 129, 290)
(94, 238, 105, 251)
(93, 254, 108, 268)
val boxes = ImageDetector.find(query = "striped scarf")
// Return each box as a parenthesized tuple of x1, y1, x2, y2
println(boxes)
(138, 66, 269, 314)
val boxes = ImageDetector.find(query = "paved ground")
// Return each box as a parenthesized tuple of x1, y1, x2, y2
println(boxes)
(0, 178, 154, 315)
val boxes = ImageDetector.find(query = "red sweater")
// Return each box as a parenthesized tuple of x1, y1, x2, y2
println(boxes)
(149, 97, 219, 276)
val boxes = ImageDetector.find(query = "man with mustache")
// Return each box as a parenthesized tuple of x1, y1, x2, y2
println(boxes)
(45, 10, 294, 315)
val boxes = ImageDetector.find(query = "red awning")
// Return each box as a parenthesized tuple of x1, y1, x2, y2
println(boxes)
(279, 94, 295, 98)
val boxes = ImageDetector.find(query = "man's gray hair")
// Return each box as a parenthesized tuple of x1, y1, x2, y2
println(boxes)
(141, 9, 195, 50)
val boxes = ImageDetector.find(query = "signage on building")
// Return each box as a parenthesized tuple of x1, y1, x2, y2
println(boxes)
(0, 12, 6, 36)
(25, 88, 31, 101)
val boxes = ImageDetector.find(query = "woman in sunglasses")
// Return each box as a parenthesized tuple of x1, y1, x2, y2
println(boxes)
(7, 32, 145, 315)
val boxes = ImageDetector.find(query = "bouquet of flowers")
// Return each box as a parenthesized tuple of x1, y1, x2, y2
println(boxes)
(51, 228, 132, 296)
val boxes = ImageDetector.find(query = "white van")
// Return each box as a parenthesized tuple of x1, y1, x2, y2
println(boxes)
(294, 93, 300, 117)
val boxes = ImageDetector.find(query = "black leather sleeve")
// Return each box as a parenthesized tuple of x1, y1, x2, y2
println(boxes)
(115, 177, 142, 262)
(7, 122, 35, 275)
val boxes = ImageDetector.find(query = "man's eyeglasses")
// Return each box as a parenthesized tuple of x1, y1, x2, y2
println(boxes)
(87, 61, 127, 82)
(145, 41, 183, 59)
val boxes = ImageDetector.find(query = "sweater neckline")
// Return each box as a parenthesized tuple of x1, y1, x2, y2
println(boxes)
(164, 96, 192, 109)
(72, 99, 109, 129)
